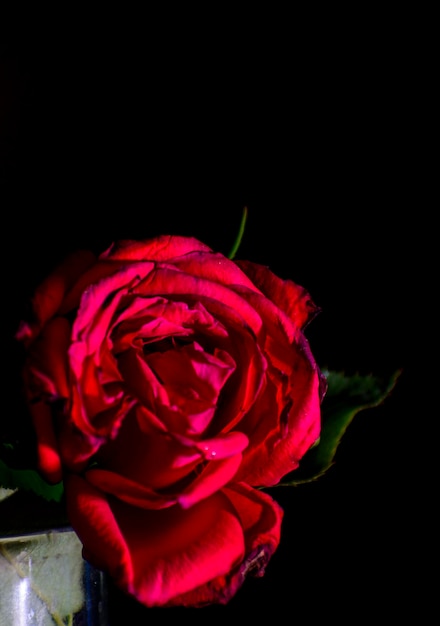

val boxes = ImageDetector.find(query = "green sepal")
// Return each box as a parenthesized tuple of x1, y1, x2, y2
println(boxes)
(0, 457, 64, 502)
(277, 368, 402, 486)
(228, 206, 248, 259)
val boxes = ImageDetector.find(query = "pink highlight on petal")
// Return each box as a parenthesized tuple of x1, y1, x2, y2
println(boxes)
(195, 431, 249, 460)
(28, 401, 62, 483)
(15, 320, 33, 343)
(37, 442, 62, 484)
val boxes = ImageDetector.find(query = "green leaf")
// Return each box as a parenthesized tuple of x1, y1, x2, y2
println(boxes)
(278, 368, 402, 486)
(0, 458, 64, 502)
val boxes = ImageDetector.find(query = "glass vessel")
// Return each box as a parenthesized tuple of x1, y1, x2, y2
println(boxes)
(0, 488, 108, 625)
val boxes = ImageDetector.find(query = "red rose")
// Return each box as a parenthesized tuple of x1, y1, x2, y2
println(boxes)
(16, 235, 326, 608)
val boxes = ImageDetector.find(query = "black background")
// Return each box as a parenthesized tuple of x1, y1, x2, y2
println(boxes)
(0, 30, 427, 623)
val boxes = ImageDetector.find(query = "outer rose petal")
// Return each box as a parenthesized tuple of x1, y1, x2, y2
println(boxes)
(236, 334, 324, 486)
(65, 475, 134, 589)
(20, 317, 71, 483)
(235, 259, 321, 329)
(66, 474, 282, 608)
(22, 317, 71, 401)
(170, 250, 261, 292)
(26, 401, 62, 483)
(100, 234, 213, 262)
(15, 249, 96, 345)
(164, 482, 284, 607)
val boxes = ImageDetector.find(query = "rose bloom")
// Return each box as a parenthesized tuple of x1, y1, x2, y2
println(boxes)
(16, 235, 327, 608)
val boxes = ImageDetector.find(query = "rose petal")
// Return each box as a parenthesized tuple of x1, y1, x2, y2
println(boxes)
(236, 333, 322, 486)
(222, 482, 283, 561)
(94, 410, 201, 491)
(27, 400, 62, 483)
(171, 251, 260, 292)
(177, 453, 243, 509)
(163, 483, 284, 607)
(85, 468, 177, 509)
(22, 317, 71, 401)
(66, 475, 246, 608)
(65, 474, 134, 590)
(100, 235, 212, 262)
(236, 259, 321, 329)
(133, 265, 263, 337)
(70, 263, 154, 348)
(15, 250, 96, 344)
(193, 431, 249, 460)
(146, 342, 235, 435)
